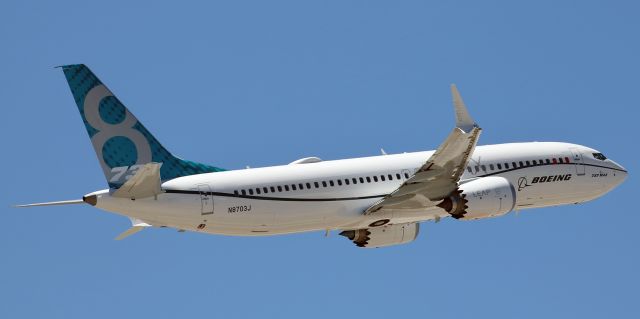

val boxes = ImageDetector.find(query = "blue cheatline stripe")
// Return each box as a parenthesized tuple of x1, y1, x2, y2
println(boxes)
(164, 189, 386, 202)
(162, 162, 625, 202)
(476, 162, 626, 178)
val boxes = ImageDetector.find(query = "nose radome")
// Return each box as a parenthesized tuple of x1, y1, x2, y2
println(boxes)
(619, 168, 628, 182)
(608, 159, 627, 173)
(609, 159, 628, 186)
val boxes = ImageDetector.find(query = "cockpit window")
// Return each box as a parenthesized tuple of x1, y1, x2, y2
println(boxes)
(593, 153, 607, 161)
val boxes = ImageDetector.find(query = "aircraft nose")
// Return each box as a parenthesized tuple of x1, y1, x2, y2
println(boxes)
(609, 159, 628, 186)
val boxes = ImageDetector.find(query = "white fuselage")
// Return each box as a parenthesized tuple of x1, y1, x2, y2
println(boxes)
(88, 142, 627, 236)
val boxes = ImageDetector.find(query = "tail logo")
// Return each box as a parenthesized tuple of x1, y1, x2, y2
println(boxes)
(84, 84, 152, 182)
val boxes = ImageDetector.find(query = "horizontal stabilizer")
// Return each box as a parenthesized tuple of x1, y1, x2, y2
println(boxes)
(115, 218, 151, 240)
(112, 163, 163, 199)
(14, 199, 84, 208)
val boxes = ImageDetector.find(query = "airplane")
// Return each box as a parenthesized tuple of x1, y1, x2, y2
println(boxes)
(16, 64, 628, 248)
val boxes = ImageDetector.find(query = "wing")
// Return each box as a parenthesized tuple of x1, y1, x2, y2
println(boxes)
(366, 84, 481, 214)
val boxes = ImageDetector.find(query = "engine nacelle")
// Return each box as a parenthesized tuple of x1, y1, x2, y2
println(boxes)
(437, 176, 516, 220)
(339, 223, 420, 248)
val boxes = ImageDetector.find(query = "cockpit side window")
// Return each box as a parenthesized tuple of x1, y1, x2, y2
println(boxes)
(593, 153, 607, 161)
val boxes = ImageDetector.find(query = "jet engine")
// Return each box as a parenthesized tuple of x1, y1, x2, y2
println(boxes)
(437, 176, 516, 220)
(339, 223, 419, 248)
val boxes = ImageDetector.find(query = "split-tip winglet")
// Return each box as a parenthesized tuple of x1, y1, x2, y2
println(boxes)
(450, 84, 478, 133)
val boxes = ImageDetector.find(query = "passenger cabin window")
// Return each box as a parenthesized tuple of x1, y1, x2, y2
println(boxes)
(532, 160, 537, 165)
(322, 181, 327, 187)
(306, 183, 311, 189)
(388, 174, 393, 180)
(270, 186, 276, 192)
(593, 153, 607, 161)
(241, 190, 246, 195)
(546, 159, 551, 164)
(291, 184, 296, 191)
(380, 175, 385, 181)
(558, 157, 563, 164)
(249, 189, 254, 195)
(277, 186, 283, 192)
(329, 181, 334, 187)
(360, 177, 365, 183)
(345, 179, 350, 185)
(504, 163, 509, 169)
(366, 177, 371, 183)
(526, 161, 530, 166)
(337, 180, 342, 186)
(263, 187, 268, 193)
(284, 185, 290, 191)
(497, 163, 502, 170)
(234, 190, 239, 195)
(352, 178, 357, 184)
(396, 173, 401, 179)
(373, 176, 378, 182)
(481, 165, 486, 172)
(467, 167, 472, 173)
(519, 161, 524, 167)
(256, 188, 261, 194)
(490, 164, 494, 170)
(404, 173, 410, 179)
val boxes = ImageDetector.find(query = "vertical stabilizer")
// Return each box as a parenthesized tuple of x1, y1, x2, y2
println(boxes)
(60, 64, 225, 187)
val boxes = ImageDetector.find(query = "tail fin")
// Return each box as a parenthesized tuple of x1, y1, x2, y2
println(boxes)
(60, 64, 225, 188)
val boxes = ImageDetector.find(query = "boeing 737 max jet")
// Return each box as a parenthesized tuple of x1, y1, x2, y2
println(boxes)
(17, 65, 628, 248)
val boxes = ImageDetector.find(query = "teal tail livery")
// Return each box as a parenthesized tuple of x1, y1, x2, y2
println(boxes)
(60, 64, 225, 188)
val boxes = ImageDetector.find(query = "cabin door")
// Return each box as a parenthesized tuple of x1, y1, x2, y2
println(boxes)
(198, 184, 214, 215)
(569, 148, 586, 176)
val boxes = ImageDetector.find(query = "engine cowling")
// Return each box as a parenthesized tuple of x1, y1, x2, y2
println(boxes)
(437, 176, 516, 220)
(339, 223, 420, 248)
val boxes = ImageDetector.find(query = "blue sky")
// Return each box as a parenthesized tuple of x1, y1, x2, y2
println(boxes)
(1, 1, 638, 318)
